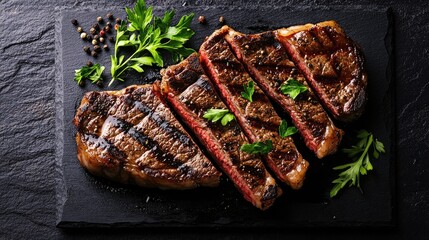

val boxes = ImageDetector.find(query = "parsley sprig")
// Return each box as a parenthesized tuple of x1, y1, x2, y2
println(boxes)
(330, 130, 385, 198)
(280, 78, 307, 99)
(278, 119, 298, 138)
(74, 64, 105, 85)
(240, 140, 273, 154)
(109, 0, 195, 85)
(203, 109, 235, 126)
(241, 81, 255, 102)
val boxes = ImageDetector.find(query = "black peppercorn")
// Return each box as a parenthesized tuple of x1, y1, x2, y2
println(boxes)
(83, 46, 90, 54)
(86, 35, 92, 41)
(107, 13, 113, 20)
(92, 23, 100, 31)
(78, 81, 85, 87)
(198, 15, 206, 24)
(93, 35, 99, 40)
(94, 45, 101, 52)
(86, 61, 93, 67)
(90, 27, 97, 35)
(106, 22, 112, 27)
(71, 19, 78, 26)
(103, 44, 109, 51)
(91, 51, 98, 57)
(97, 80, 103, 86)
(97, 16, 103, 23)
(116, 17, 121, 24)
(104, 26, 111, 33)
(77, 27, 83, 33)
(108, 36, 115, 43)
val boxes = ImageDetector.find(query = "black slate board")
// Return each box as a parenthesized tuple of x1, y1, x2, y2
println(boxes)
(57, 6, 394, 228)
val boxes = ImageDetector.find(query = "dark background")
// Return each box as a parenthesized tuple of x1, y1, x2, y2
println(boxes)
(0, 0, 428, 239)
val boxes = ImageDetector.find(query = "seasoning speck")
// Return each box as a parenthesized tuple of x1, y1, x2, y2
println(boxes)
(198, 15, 206, 24)
(80, 32, 87, 40)
(107, 13, 113, 20)
(71, 19, 78, 26)
(97, 16, 103, 23)
(219, 16, 225, 24)
(77, 27, 83, 33)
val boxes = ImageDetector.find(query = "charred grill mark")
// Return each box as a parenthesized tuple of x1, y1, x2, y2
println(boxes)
(81, 133, 127, 163)
(262, 184, 278, 201)
(106, 116, 183, 169)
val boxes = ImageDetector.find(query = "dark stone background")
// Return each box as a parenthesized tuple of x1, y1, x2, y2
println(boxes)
(0, 0, 428, 239)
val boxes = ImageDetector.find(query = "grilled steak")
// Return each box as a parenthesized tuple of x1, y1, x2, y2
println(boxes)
(199, 28, 309, 189)
(275, 21, 368, 122)
(73, 85, 221, 189)
(160, 53, 282, 210)
(225, 27, 343, 158)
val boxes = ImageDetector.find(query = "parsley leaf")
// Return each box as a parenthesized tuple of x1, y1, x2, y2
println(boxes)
(280, 78, 307, 99)
(203, 109, 235, 126)
(240, 140, 273, 154)
(330, 130, 385, 198)
(241, 81, 255, 102)
(74, 64, 105, 85)
(278, 119, 298, 138)
(109, 0, 195, 85)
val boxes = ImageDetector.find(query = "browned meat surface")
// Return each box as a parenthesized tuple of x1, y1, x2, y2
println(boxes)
(160, 53, 281, 210)
(73, 85, 221, 189)
(275, 21, 368, 122)
(199, 28, 309, 189)
(225, 27, 343, 158)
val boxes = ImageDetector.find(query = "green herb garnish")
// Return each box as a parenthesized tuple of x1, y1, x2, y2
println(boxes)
(241, 81, 255, 102)
(203, 109, 235, 126)
(74, 64, 105, 85)
(240, 140, 273, 154)
(278, 119, 298, 138)
(280, 78, 307, 99)
(330, 130, 385, 198)
(109, 0, 195, 85)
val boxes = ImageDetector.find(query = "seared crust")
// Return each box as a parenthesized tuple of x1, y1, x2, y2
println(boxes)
(276, 21, 368, 122)
(74, 84, 221, 189)
(225, 26, 343, 158)
(199, 27, 309, 189)
(161, 53, 282, 210)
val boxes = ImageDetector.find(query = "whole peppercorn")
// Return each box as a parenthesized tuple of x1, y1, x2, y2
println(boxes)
(80, 32, 87, 40)
(104, 26, 111, 33)
(198, 15, 206, 24)
(94, 45, 101, 52)
(91, 51, 98, 57)
(115, 18, 121, 24)
(83, 46, 90, 54)
(107, 13, 113, 20)
(219, 16, 225, 24)
(99, 30, 105, 37)
(78, 81, 85, 87)
(90, 27, 97, 35)
(103, 44, 109, 51)
(86, 61, 93, 67)
(108, 36, 115, 43)
(92, 39, 98, 45)
(77, 27, 83, 33)
(99, 37, 105, 43)
(97, 16, 103, 23)
(71, 19, 78, 26)
(106, 22, 112, 27)
(86, 35, 92, 41)
(97, 80, 103, 87)
(92, 23, 100, 31)
(93, 35, 99, 40)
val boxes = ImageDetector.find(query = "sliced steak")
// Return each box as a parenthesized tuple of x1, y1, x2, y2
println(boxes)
(275, 21, 368, 122)
(73, 85, 221, 189)
(225, 27, 343, 158)
(160, 53, 281, 210)
(199, 28, 309, 189)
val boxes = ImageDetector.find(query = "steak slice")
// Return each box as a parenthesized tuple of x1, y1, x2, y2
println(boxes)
(73, 85, 221, 189)
(160, 53, 281, 210)
(199, 28, 309, 189)
(275, 21, 368, 122)
(225, 27, 343, 158)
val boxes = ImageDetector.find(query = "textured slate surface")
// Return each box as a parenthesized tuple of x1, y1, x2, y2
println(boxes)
(58, 7, 393, 228)
(0, 0, 428, 239)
